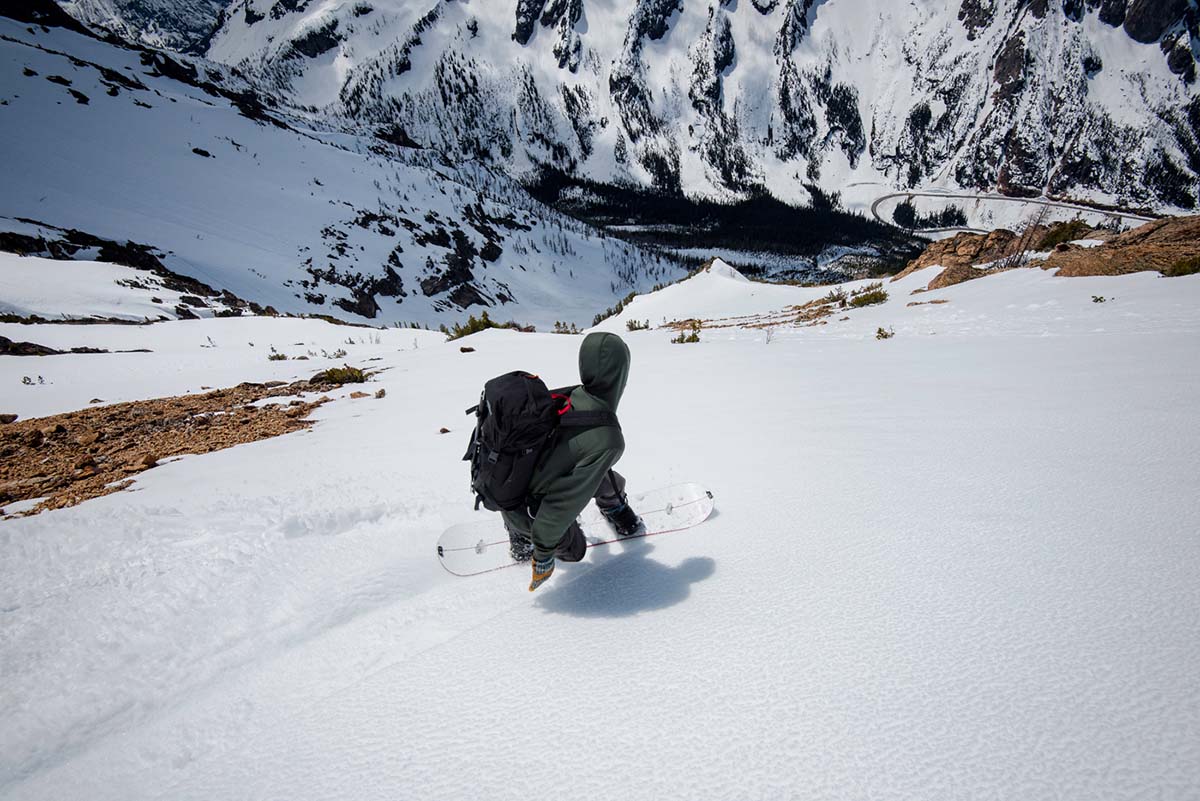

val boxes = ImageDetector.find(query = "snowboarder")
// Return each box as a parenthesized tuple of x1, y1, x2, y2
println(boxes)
(504, 331, 643, 591)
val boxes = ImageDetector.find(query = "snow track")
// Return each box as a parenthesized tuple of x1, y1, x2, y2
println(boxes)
(3, 265, 1200, 800)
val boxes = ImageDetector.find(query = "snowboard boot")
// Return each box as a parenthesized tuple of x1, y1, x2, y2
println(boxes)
(508, 530, 534, 563)
(603, 503, 644, 538)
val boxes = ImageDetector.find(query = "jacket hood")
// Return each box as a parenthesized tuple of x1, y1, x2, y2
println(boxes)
(579, 332, 630, 411)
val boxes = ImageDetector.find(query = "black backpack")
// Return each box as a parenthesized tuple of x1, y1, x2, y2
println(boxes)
(463, 371, 618, 512)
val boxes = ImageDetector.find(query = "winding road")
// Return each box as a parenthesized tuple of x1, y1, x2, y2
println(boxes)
(869, 190, 1159, 234)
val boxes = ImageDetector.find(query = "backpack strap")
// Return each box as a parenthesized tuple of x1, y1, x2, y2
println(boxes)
(558, 409, 619, 429)
(549, 388, 619, 430)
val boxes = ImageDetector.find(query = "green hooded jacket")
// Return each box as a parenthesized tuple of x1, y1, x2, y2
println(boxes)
(509, 331, 630, 560)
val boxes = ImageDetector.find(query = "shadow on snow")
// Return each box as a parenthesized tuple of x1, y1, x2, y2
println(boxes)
(534, 537, 715, 618)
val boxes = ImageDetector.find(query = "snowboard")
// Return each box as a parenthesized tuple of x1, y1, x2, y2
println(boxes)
(437, 482, 715, 577)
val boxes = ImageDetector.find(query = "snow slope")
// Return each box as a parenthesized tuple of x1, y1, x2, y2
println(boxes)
(0, 14, 676, 329)
(2, 263, 1199, 799)
(0, 316, 446, 418)
(0, 252, 212, 322)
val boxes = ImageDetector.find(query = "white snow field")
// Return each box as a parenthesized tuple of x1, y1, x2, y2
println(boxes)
(2, 262, 1200, 800)
(0, 251, 208, 323)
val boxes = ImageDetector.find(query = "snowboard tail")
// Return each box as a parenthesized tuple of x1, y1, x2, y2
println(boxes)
(437, 483, 714, 577)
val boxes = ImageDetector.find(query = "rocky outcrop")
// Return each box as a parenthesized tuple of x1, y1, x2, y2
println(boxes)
(513, 0, 548, 45)
(285, 19, 341, 59)
(894, 229, 1021, 280)
(1045, 215, 1200, 275)
(1123, 0, 1187, 43)
(896, 215, 1200, 289)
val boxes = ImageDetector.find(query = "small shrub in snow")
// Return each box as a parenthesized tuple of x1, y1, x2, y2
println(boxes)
(849, 282, 888, 308)
(1163, 256, 1200, 277)
(671, 321, 701, 344)
(311, 366, 369, 384)
(1092, 295, 1107, 303)
(268, 352, 288, 361)
(447, 311, 533, 340)
(626, 319, 650, 331)
(876, 326, 895, 340)
(824, 287, 847, 306)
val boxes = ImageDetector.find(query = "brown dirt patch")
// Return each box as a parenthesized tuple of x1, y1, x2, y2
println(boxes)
(0, 381, 338, 517)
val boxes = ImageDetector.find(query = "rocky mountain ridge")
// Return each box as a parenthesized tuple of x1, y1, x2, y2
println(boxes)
(194, 0, 1200, 211)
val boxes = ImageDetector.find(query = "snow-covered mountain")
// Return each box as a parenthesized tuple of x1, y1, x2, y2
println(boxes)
(58, 0, 227, 53)
(0, 2, 677, 327)
(197, 0, 1200, 211)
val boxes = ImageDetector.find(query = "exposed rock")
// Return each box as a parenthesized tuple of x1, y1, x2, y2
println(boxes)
(513, 0, 548, 45)
(927, 265, 989, 290)
(958, 0, 996, 39)
(0, 414, 17, 425)
(1045, 215, 1200, 275)
(124, 453, 158, 471)
(0, 336, 60, 356)
(1166, 36, 1196, 81)
(1, 0, 92, 34)
(348, 391, 370, 399)
(896, 215, 1199, 289)
(1123, 0, 1186, 43)
(894, 229, 1020, 281)
(1098, 0, 1128, 26)
(286, 19, 341, 59)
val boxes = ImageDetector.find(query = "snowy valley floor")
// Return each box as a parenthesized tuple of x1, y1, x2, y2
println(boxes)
(2, 265, 1199, 800)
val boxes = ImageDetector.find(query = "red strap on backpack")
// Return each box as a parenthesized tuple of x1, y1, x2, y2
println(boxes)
(551, 393, 572, 416)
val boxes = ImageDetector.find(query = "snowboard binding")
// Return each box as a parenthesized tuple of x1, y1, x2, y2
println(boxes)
(603, 503, 644, 538)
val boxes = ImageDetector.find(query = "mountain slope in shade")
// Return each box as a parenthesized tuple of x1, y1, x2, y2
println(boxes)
(0, 6, 678, 327)
(57, 0, 228, 53)
(203, 0, 1200, 211)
